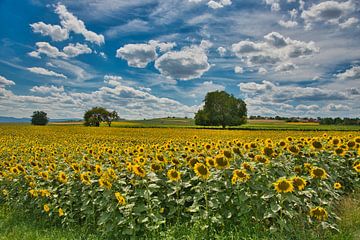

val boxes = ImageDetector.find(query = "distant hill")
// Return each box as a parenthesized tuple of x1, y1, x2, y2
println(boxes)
(0, 116, 81, 123)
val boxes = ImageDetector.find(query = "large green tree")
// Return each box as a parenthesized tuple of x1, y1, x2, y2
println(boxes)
(195, 91, 247, 128)
(31, 111, 49, 125)
(84, 107, 119, 127)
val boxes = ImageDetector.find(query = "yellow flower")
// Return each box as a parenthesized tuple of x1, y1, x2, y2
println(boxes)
(232, 169, 250, 184)
(58, 171, 67, 184)
(43, 204, 50, 213)
(114, 192, 126, 206)
(273, 178, 294, 193)
(132, 164, 146, 178)
(194, 163, 210, 180)
(99, 177, 112, 190)
(291, 176, 306, 191)
(167, 169, 181, 182)
(354, 164, 360, 173)
(80, 172, 91, 185)
(310, 167, 327, 180)
(334, 182, 342, 190)
(58, 208, 64, 217)
(214, 154, 229, 169)
(71, 163, 80, 173)
(309, 206, 328, 221)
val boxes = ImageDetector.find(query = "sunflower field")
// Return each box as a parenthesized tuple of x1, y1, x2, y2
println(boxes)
(0, 125, 359, 238)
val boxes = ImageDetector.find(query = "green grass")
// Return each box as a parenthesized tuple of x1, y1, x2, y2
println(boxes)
(1, 192, 360, 240)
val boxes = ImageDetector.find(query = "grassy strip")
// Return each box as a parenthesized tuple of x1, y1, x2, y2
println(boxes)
(1, 192, 359, 240)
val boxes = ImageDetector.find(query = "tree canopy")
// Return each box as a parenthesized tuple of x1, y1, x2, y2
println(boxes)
(84, 107, 119, 127)
(31, 111, 49, 125)
(195, 91, 247, 128)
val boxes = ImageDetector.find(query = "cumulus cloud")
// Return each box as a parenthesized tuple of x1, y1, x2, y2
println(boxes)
(295, 104, 320, 111)
(239, 80, 349, 102)
(278, 20, 298, 28)
(189, 0, 231, 9)
(116, 40, 175, 68)
(188, 81, 225, 98)
(30, 85, 65, 94)
(63, 43, 92, 57)
(217, 46, 227, 56)
(301, 1, 356, 29)
(326, 103, 350, 111)
(275, 62, 297, 72)
(27, 67, 67, 79)
(234, 66, 244, 74)
(29, 42, 93, 59)
(154, 44, 211, 80)
(55, 3, 105, 45)
(0, 75, 15, 87)
(104, 75, 122, 86)
(231, 32, 319, 71)
(29, 42, 67, 58)
(339, 17, 359, 29)
(258, 67, 268, 75)
(265, 0, 280, 12)
(30, 22, 69, 41)
(335, 66, 360, 80)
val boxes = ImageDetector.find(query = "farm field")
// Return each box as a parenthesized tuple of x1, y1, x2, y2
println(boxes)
(0, 124, 359, 239)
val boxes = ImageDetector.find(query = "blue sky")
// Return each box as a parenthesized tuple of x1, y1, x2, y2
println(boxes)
(0, 0, 359, 119)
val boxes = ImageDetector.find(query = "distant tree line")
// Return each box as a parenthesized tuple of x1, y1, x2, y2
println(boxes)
(249, 115, 360, 125)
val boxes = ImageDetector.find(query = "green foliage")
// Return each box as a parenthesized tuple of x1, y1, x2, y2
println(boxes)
(195, 91, 247, 128)
(31, 111, 49, 126)
(84, 107, 119, 127)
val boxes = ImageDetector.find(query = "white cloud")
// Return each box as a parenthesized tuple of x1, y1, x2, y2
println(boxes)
(188, 81, 225, 98)
(55, 3, 105, 45)
(217, 46, 227, 56)
(278, 20, 298, 28)
(258, 67, 268, 75)
(63, 43, 92, 57)
(29, 42, 67, 58)
(301, 1, 356, 29)
(339, 17, 359, 29)
(295, 104, 320, 111)
(154, 44, 211, 80)
(0, 76, 15, 87)
(231, 32, 319, 71)
(116, 40, 175, 68)
(27, 67, 67, 79)
(275, 62, 296, 72)
(116, 43, 158, 68)
(265, 0, 280, 12)
(105, 19, 150, 38)
(326, 103, 350, 111)
(30, 22, 69, 41)
(30, 85, 65, 94)
(189, 0, 231, 9)
(335, 66, 360, 80)
(234, 66, 244, 74)
(104, 75, 122, 86)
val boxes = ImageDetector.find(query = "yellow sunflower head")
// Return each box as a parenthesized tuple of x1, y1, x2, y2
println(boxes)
(333, 182, 342, 190)
(132, 164, 146, 178)
(309, 206, 328, 221)
(194, 163, 210, 180)
(274, 178, 294, 193)
(114, 192, 126, 206)
(214, 154, 230, 169)
(58, 171, 67, 184)
(167, 169, 181, 182)
(310, 167, 327, 180)
(291, 176, 306, 191)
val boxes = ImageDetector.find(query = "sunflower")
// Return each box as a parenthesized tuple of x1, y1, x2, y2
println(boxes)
(241, 162, 254, 171)
(310, 167, 327, 180)
(214, 154, 230, 169)
(353, 164, 360, 173)
(347, 141, 356, 148)
(293, 165, 302, 174)
(167, 169, 181, 182)
(273, 178, 294, 193)
(40, 171, 49, 180)
(291, 176, 306, 191)
(223, 150, 232, 158)
(311, 140, 323, 150)
(334, 147, 345, 156)
(10, 167, 20, 175)
(206, 157, 215, 168)
(334, 182, 342, 190)
(114, 192, 126, 206)
(309, 206, 328, 221)
(262, 146, 274, 157)
(95, 164, 102, 176)
(194, 163, 210, 180)
(58, 208, 64, 217)
(71, 163, 80, 173)
(232, 169, 250, 184)
(80, 172, 91, 185)
(288, 145, 299, 154)
(133, 164, 146, 178)
(99, 177, 112, 189)
(254, 155, 270, 164)
(58, 171, 67, 184)
(150, 163, 163, 172)
(43, 204, 50, 213)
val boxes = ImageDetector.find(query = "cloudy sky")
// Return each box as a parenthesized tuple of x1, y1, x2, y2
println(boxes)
(0, 0, 359, 119)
